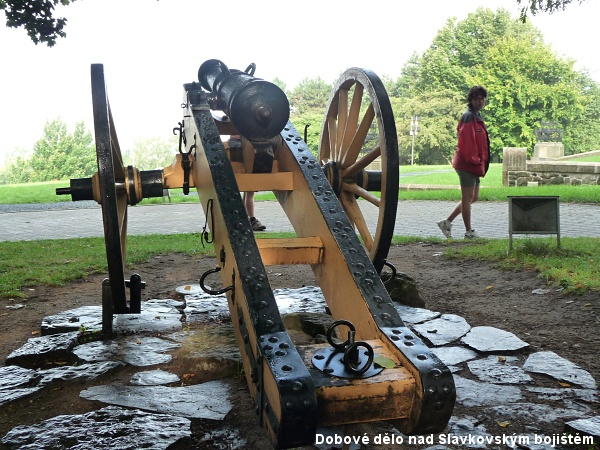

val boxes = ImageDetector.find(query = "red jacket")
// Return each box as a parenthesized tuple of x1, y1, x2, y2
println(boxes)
(452, 109, 490, 177)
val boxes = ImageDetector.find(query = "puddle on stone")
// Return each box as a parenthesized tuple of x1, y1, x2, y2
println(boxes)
(74, 336, 180, 367)
(130, 369, 180, 386)
(184, 286, 328, 323)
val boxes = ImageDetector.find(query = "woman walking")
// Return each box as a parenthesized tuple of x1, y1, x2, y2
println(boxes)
(437, 86, 490, 239)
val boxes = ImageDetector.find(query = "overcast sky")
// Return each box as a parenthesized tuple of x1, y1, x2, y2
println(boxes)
(1, 0, 599, 168)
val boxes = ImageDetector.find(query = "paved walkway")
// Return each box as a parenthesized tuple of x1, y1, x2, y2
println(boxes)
(1, 200, 598, 242)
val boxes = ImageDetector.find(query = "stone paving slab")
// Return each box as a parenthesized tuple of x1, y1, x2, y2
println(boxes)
(1, 200, 599, 242)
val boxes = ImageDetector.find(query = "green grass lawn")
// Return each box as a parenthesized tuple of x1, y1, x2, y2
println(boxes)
(0, 234, 215, 298)
(400, 163, 502, 185)
(561, 154, 600, 163)
(2, 233, 599, 299)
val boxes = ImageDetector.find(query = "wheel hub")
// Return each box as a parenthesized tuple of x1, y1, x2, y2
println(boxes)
(322, 161, 343, 196)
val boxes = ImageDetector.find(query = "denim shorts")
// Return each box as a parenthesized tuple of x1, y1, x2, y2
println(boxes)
(455, 169, 480, 188)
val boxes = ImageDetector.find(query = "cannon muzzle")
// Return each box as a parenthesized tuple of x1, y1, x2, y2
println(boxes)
(198, 59, 289, 141)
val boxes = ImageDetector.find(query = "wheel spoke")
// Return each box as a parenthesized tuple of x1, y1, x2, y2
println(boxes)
(343, 145, 381, 178)
(340, 84, 363, 157)
(334, 89, 348, 161)
(340, 191, 374, 251)
(342, 182, 381, 207)
(327, 115, 338, 161)
(320, 121, 331, 163)
(109, 105, 125, 180)
(341, 103, 375, 168)
(118, 194, 128, 263)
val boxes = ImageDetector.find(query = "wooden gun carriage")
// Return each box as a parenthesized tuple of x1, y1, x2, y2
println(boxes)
(57, 60, 455, 449)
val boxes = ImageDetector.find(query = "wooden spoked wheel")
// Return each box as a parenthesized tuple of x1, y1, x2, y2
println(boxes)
(319, 68, 399, 273)
(91, 64, 129, 313)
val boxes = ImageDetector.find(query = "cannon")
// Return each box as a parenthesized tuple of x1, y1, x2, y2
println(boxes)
(57, 60, 455, 449)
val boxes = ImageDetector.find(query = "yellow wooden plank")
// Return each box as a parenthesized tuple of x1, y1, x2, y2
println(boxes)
(257, 237, 324, 266)
(235, 172, 293, 192)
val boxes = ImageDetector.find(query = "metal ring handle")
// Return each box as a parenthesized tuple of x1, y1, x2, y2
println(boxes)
(326, 320, 355, 350)
(344, 341, 374, 376)
(381, 259, 397, 285)
(199, 267, 233, 295)
(244, 63, 256, 76)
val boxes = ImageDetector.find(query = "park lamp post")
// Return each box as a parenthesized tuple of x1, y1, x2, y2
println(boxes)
(410, 116, 420, 166)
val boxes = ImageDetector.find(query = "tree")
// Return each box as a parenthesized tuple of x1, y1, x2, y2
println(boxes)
(517, 0, 589, 19)
(415, 8, 543, 94)
(390, 7, 597, 163)
(288, 77, 332, 115)
(561, 73, 600, 153)
(29, 118, 95, 181)
(386, 53, 420, 98)
(391, 90, 464, 165)
(289, 111, 323, 158)
(471, 35, 584, 156)
(1, 118, 95, 183)
(123, 136, 179, 170)
(1, 153, 34, 184)
(271, 77, 286, 94)
(1, 0, 76, 46)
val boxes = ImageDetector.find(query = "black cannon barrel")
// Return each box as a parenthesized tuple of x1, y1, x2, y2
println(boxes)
(198, 59, 289, 141)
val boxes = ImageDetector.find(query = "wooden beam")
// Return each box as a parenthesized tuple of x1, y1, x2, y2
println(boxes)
(235, 172, 293, 192)
(257, 236, 324, 266)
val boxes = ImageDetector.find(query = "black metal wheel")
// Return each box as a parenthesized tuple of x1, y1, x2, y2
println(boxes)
(91, 64, 129, 312)
(319, 68, 399, 273)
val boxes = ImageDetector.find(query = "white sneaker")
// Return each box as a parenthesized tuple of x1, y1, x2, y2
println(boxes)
(464, 229, 479, 239)
(437, 220, 452, 238)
